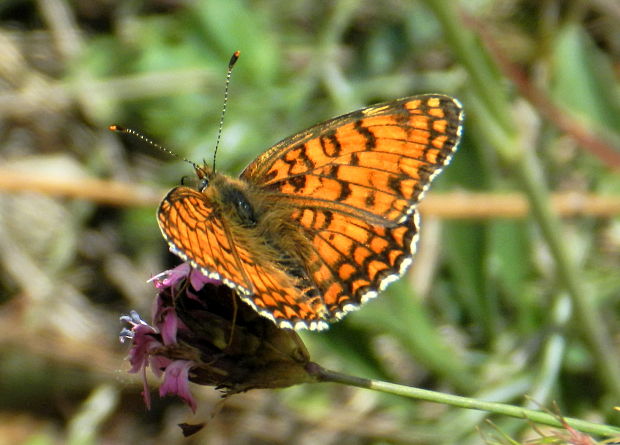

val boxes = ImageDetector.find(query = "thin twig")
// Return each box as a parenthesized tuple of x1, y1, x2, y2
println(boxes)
(0, 169, 619, 218)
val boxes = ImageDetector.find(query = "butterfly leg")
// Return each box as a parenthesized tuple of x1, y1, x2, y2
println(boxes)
(225, 295, 239, 348)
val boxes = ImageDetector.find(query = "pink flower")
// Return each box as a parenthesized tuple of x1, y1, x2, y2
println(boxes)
(121, 312, 169, 409)
(121, 270, 198, 411)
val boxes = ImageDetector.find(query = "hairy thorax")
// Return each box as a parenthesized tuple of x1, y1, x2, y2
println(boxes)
(203, 172, 313, 283)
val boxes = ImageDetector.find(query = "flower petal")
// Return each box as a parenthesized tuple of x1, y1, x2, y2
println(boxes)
(159, 360, 197, 412)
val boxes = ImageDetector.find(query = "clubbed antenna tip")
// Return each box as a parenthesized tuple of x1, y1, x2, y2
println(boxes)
(229, 51, 240, 69)
(212, 50, 240, 174)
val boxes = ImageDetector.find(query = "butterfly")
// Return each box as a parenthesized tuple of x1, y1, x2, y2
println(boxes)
(157, 95, 463, 330)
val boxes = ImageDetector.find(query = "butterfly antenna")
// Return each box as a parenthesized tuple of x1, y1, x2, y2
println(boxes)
(108, 125, 200, 172)
(212, 50, 240, 174)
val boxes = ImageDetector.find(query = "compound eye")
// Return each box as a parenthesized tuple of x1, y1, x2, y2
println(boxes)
(235, 196, 256, 227)
(198, 178, 209, 192)
(238, 199, 251, 213)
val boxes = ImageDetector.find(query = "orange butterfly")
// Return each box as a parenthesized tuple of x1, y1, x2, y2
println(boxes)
(157, 95, 463, 330)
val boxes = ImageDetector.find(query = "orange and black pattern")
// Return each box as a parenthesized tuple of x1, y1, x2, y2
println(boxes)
(158, 95, 463, 330)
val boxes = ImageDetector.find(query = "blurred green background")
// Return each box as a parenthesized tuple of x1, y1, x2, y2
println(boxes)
(0, 0, 619, 444)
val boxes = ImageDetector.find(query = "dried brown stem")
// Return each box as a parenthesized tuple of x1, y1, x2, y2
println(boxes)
(463, 12, 620, 169)
(0, 169, 618, 218)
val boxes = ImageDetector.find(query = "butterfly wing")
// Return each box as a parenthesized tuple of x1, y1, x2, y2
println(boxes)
(158, 186, 332, 330)
(242, 95, 462, 222)
(158, 186, 250, 290)
(241, 94, 463, 321)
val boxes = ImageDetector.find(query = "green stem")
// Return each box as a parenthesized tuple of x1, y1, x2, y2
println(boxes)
(424, 0, 620, 403)
(526, 294, 571, 407)
(423, 0, 515, 136)
(513, 146, 620, 400)
(309, 363, 620, 438)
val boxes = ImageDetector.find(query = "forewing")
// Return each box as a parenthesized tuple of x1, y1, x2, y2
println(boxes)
(241, 95, 463, 224)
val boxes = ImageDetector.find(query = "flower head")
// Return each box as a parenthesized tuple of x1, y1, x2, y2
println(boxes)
(121, 262, 316, 413)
